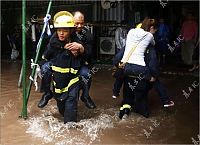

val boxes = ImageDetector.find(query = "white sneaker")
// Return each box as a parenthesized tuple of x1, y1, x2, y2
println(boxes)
(164, 101, 175, 107)
(112, 94, 120, 99)
(112, 95, 117, 99)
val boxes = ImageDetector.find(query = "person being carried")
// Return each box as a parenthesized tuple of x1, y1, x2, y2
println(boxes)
(119, 18, 174, 119)
(113, 18, 174, 107)
(119, 19, 157, 119)
(72, 11, 96, 109)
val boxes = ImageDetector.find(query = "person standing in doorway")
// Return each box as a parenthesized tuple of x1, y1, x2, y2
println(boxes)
(155, 18, 170, 68)
(180, 13, 198, 67)
(112, 22, 128, 98)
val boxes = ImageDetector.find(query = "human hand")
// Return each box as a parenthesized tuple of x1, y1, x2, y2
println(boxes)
(71, 49, 79, 57)
(64, 42, 84, 56)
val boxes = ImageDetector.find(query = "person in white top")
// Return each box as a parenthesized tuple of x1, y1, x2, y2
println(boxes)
(121, 27, 155, 66)
(115, 26, 127, 52)
(118, 19, 158, 119)
(122, 19, 158, 81)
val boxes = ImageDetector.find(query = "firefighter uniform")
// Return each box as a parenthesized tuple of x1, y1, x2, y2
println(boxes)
(38, 11, 83, 123)
(52, 49, 81, 123)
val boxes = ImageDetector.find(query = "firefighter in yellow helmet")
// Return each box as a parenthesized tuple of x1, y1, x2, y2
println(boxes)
(38, 11, 84, 123)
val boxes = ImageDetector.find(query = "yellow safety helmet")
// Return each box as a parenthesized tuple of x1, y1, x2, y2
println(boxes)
(53, 11, 75, 28)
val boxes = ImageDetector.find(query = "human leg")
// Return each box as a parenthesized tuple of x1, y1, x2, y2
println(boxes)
(134, 79, 150, 118)
(119, 76, 134, 119)
(153, 79, 174, 107)
(64, 86, 80, 123)
(79, 65, 96, 109)
(38, 61, 53, 108)
(112, 77, 124, 98)
(56, 100, 65, 117)
(181, 40, 195, 65)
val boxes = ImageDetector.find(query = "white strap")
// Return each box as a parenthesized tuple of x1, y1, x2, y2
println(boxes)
(29, 59, 42, 91)
(44, 14, 52, 36)
(122, 34, 148, 65)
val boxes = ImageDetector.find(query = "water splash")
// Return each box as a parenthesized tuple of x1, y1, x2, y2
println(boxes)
(20, 106, 116, 144)
(77, 113, 114, 141)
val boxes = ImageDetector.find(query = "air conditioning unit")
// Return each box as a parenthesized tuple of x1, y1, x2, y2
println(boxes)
(99, 37, 115, 55)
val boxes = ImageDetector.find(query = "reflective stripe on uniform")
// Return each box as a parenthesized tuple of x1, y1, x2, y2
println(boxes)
(53, 81, 56, 86)
(54, 77, 79, 93)
(52, 66, 78, 74)
(128, 75, 138, 78)
(120, 104, 132, 110)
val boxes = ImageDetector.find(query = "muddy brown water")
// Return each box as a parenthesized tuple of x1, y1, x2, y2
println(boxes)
(0, 60, 199, 145)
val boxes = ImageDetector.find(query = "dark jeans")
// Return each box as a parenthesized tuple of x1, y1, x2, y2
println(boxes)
(79, 65, 92, 98)
(124, 63, 151, 80)
(40, 61, 53, 92)
(112, 47, 125, 96)
(153, 79, 170, 104)
(113, 77, 124, 96)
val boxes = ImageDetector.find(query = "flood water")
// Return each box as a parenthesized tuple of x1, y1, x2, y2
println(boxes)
(0, 60, 199, 145)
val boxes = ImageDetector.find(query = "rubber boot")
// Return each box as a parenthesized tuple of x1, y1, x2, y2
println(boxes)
(119, 108, 130, 119)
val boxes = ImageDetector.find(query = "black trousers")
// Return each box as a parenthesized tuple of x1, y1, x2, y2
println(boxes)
(55, 85, 80, 123)
(122, 76, 151, 117)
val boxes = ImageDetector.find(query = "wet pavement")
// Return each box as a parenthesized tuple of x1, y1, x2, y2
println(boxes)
(0, 59, 199, 145)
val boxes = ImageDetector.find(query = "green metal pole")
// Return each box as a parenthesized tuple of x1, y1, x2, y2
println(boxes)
(25, 0, 52, 106)
(21, 0, 27, 118)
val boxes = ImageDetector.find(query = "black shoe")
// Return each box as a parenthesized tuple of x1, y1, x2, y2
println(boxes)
(119, 109, 124, 119)
(38, 92, 53, 108)
(81, 96, 96, 109)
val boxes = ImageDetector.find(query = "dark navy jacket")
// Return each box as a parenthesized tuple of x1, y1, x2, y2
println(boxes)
(144, 44, 160, 77)
(73, 27, 93, 65)
(42, 32, 82, 101)
(42, 32, 82, 61)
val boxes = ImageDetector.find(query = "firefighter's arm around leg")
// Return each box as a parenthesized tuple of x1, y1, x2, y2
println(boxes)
(64, 42, 84, 56)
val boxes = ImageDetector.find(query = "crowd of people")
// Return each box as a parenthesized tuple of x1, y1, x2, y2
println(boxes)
(30, 10, 198, 123)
